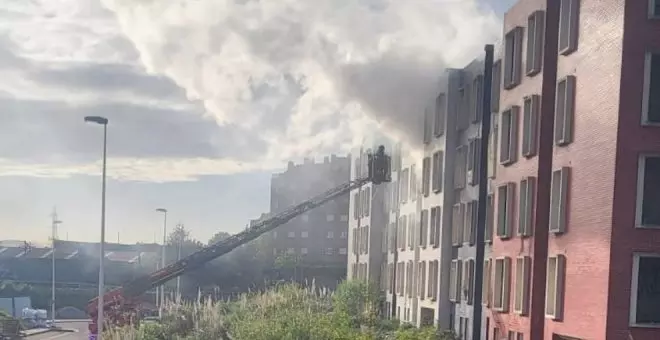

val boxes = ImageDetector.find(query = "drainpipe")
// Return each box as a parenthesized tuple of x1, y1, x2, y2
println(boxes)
(472, 44, 494, 340)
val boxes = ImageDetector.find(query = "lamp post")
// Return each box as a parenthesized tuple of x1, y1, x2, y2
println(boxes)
(84, 115, 108, 340)
(156, 208, 167, 317)
(50, 212, 62, 326)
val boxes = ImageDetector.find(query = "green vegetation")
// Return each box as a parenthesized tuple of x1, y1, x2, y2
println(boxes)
(107, 281, 458, 340)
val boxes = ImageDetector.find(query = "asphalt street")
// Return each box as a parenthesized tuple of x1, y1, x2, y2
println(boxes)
(27, 320, 90, 340)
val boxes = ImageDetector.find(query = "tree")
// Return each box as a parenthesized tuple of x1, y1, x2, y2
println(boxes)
(208, 231, 231, 246)
(167, 224, 202, 249)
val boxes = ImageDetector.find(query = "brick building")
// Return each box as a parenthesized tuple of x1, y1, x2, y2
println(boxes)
(268, 156, 350, 268)
(487, 0, 660, 339)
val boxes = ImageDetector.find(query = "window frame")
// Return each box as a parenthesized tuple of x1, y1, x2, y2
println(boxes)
(467, 138, 481, 186)
(493, 257, 511, 312)
(449, 259, 459, 302)
(518, 176, 536, 237)
(545, 254, 566, 320)
(455, 145, 468, 188)
(483, 258, 492, 306)
(420, 209, 429, 247)
(422, 157, 431, 197)
(432, 151, 444, 193)
(649, 0, 660, 19)
(499, 106, 520, 165)
(526, 11, 545, 76)
(549, 167, 570, 234)
(555, 76, 576, 146)
(492, 60, 502, 112)
(485, 193, 495, 243)
(558, 0, 580, 56)
(641, 52, 660, 125)
(522, 95, 540, 158)
(435, 93, 447, 136)
(464, 200, 477, 246)
(452, 203, 465, 247)
(514, 256, 531, 315)
(497, 183, 516, 239)
(472, 75, 484, 123)
(503, 27, 524, 89)
(635, 154, 660, 228)
(423, 109, 432, 144)
(629, 252, 660, 327)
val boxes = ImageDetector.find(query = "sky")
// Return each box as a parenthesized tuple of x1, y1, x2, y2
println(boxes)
(0, 0, 515, 245)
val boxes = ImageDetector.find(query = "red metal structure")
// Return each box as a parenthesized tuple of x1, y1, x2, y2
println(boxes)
(86, 146, 391, 337)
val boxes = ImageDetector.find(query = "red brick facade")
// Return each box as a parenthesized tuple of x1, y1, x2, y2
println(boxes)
(488, 0, 660, 339)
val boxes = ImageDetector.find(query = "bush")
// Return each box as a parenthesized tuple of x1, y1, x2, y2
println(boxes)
(107, 281, 458, 340)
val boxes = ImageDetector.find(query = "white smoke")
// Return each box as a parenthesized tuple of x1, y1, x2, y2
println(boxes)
(101, 0, 501, 166)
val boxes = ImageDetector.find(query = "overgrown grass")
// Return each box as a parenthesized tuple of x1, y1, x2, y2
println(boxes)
(107, 281, 458, 340)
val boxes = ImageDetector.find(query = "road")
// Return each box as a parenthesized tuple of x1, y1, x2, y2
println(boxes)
(27, 320, 89, 340)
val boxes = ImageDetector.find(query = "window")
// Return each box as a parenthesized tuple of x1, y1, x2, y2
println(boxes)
(339, 248, 347, 255)
(399, 216, 408, 250)
(651, 0, 660, 18)
(326, 214, 335, 221)
(302, 214, 309, 222)
(364, 187, 371, 217)
(340, 231, 347, 238)
(637, 155, 660, 227)
(555, 76, 576, 146)
(504, 27, 523, 89)
(518, 177, 536, 237)
(422, 157, 431, 197)
(545, 254, 566, 320)
(423, 109, 432, 144)
(483, 259, 492, 306)
(397, 262, 405, 296)
(522, 95, 540, 157)
(452, 203, 464, 247)
(400, 168, 410, 203)
(362, 226, 370, 253)
(558, 0, 579, 55)
(549, 167, 570, 234)
(467, 138, 481, 186)
(301, 231, 309, 238)
(643, 53, 660, 124)
(472, 75, 484, 123)
(492, 60, 502, 112)
(389, 222, 396, 253)
(430, 207, 441, 247)
(485, 194, 494, 243)
(419, 209, 429, 247)
(432, 151, 444, 193)
(630, 253, 660, 326)
(288, 231, 295, 238)
(287, 248, 295, 254)
(352, 229, 358, 254)
(489, 118, 499, 178)
(327, 231, 334, 239)
(418, 261, 427, 299)
(514, 256, 531, 315)
(428, 259, 441, 301)
(464, 200, 477, 246)
(497, 183, 515, 239)
(446, 260, 462, 302)
(435, 93, 447, 136)
(455, 145, 467, 188)
(407, 261, 414, 297)
(493, 257, 511, 312)
(301, 248, 308, 255)
(326, 248, 334, 255)
(526, 11, 545, 75)
(353, 193, 359, 219)
(410, 164, 417, 201)
(340, 214, 348, 222)
(408, 213, 416, 250)
(500, 106, 519, 165)
(458, 83, 471, 130)
(464, 259, 475, 305)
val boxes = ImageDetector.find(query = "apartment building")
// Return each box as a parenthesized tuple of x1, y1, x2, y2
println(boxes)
(487, 0, 660, 339)
(268, 156, 350, 268)
(347, 147, 389, 284)
(382, 146, 423, 324)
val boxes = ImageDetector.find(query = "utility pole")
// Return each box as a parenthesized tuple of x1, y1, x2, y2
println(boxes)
(472, 44, 494, 340)
(50, 208, 62, 325)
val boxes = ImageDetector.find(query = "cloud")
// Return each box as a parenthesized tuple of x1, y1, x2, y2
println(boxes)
(0, 0, 502, 182)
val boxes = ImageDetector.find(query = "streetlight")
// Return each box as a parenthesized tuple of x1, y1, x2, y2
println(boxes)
(155, 208, 167, 318)
(50, 214, 62, 327)
(84, 115, 108, 340)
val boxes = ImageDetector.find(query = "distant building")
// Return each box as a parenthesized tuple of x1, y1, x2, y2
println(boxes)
(268, 155, 351, 269)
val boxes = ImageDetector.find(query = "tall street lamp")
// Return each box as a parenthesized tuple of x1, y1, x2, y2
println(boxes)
(156, 208, 167, 317)
(84, 115, 108, 340)
(50, 213, 62, 326)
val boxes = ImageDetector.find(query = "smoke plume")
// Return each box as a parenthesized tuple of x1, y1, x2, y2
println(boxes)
(101, 0, 501, 166)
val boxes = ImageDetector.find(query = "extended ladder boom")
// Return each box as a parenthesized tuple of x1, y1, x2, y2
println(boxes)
(87, 146, 391, 333)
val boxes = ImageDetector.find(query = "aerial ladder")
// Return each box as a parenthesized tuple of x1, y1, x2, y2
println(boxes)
(86, 146, 392, 337)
